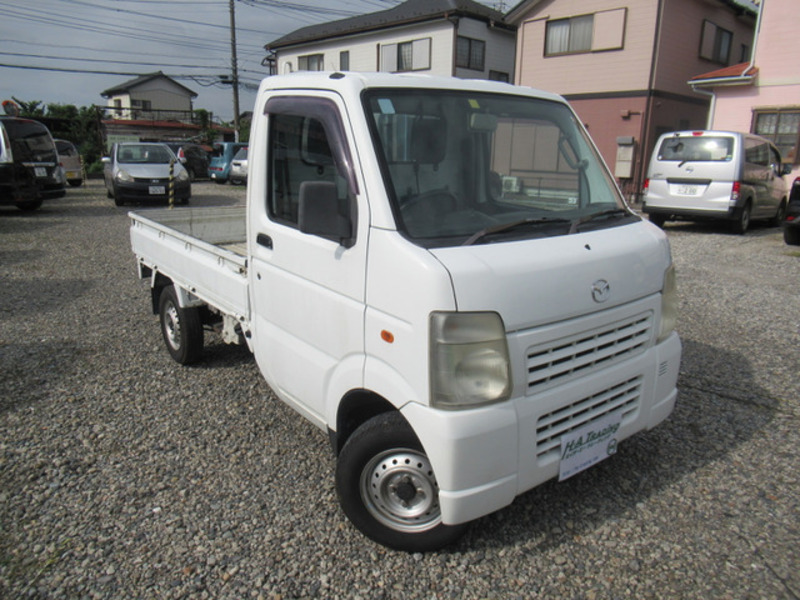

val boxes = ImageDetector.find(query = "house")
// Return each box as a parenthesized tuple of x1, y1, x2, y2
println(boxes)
(100, 71, 197, 122)
(506, 0, 758, 200)
(263, 0, 516, 83)
(99, 72, 234, 147)
(689, 0, 799, 178)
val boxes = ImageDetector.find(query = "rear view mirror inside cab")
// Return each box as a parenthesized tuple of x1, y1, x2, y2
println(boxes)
(469, 113, 497, 133)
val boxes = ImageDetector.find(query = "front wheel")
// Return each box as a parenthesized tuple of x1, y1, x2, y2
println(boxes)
(335, 412, 467, 552)
(158, 285, 203, 364)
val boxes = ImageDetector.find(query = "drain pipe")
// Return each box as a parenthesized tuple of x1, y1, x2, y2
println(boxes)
(690, 0, 763, 129)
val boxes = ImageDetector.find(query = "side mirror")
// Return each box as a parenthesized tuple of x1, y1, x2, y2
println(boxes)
(298, 181, 353, 247)
(101, 156, 111, 164)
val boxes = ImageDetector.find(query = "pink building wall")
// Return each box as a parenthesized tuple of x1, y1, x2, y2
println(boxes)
(708, 0, 800, 178)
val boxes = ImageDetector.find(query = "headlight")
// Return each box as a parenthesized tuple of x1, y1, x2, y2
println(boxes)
(115, 169, 133, 183)
(658, 264, 678, 343)
(175, 168, 190, 182)
(430, 312, 512, 409)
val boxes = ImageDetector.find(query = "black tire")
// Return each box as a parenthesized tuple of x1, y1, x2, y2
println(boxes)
(68, 179, 83, 188)
(16, 199, 43, 211)
(732, 201, 751, 234)
(158, 285, 203, 364)
(648, 214, 666, 228)
(784, 226, 800, 246)
(771, 200, 787, 227)
(335, 412, 467, 552)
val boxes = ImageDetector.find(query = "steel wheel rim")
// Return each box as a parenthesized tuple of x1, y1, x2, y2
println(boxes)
(164, 302, 182, 350)
(360, 448, 442, 533)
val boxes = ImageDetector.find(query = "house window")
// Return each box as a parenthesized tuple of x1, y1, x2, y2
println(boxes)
(489, 70, 510, 83)
(700, 20, 732, 65)
(740, 43, 750, 63)
(340, 51, 349, 71)
(545, 15, 594, 55)
(456, 36, 486, 71)
(380, 38, 431, 72)
(298, 54, 324, 71)
(753, 109, 800, 164)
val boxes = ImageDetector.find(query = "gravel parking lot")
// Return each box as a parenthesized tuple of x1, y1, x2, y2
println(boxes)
(2, 180, 799, 599)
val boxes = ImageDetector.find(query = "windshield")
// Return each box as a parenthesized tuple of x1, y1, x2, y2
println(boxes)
(117, 144, 173, 164)
(363, 89, 631, 247)
(657, 135, 734, 162)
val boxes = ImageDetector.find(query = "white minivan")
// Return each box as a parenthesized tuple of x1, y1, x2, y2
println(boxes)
(643, 130, 791, 233)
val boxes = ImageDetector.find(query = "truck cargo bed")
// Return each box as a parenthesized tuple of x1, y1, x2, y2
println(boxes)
(129, 206, 249, 321)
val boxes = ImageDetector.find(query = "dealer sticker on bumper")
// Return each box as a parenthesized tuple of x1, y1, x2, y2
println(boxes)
(559, 411, 622, 481)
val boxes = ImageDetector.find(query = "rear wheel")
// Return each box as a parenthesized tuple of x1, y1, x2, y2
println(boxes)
(158, 285, 203, 364)
(771, 200, 787, 227)
(732, 201, 751, 234)
(16, 199, 43, 211)
(335, 412, 467, 552)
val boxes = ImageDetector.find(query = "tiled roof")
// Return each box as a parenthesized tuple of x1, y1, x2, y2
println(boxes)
(691, 62, 758, 83)
(265, 0, 511, 50)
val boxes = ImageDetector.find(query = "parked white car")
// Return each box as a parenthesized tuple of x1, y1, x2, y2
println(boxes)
(55, 139, 83, 187)
(643, 130, 790, 233)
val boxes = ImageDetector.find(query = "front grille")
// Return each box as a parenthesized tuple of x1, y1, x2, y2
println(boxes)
(535, 376, 642, 459)
(526, 311, 653, 393)
(132, 177, 168, 184)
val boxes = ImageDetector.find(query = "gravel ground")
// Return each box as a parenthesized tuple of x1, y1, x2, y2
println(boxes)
(1, 181, 799, 599)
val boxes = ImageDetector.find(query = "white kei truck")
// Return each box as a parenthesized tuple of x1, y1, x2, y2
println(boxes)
(129, 72, 681, 552)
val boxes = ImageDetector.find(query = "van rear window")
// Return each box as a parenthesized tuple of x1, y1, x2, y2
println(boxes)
(657, 136, 733, 162)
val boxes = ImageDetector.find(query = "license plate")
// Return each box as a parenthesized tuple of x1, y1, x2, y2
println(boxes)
(677, 185, 698, 196)
(149, 186, 166, 195)
(34, 167, 47, 177)
(559, 410, 622, 481)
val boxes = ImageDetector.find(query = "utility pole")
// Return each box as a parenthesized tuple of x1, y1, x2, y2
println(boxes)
(229, 0, 240, 141)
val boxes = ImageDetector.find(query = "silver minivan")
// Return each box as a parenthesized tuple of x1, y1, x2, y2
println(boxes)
(643, 130, 791, 233)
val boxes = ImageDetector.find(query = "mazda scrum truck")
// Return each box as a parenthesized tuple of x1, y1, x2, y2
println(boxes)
(129, 72, 681, 551)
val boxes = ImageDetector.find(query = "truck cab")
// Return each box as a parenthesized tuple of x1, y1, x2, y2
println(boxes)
(245, 73, 680, 550)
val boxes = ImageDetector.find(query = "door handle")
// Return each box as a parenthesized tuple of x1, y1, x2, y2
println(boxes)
(256, 233, 273, 249)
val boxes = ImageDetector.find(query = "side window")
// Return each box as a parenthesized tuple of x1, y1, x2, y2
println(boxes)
(266, 97, 358, 231)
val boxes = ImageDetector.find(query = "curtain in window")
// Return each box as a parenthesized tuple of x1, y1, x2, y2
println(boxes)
(569, 15, 594, 52)
(546, 20, 570, 55)
(398, 42, 413, 71)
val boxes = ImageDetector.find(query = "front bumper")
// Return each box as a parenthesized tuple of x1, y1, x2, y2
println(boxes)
(402, 331, 681, 525)
(115, 180, 190, 202)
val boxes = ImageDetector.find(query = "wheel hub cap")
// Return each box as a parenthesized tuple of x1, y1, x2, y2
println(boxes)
(361, 449, 442, 533)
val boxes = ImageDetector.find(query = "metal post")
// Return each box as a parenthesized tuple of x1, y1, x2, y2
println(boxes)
(168, 159, 175, 209)
(229, 0, 240, 142)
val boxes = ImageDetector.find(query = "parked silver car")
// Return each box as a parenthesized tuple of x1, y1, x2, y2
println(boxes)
(229, 146, 248, 185)
(643, 130, 790, 233)
(103, 142, 191, 206)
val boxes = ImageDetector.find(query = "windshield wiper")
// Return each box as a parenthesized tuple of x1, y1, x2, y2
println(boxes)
(462, 217, 572, 246)
(568, 209, 634, 234)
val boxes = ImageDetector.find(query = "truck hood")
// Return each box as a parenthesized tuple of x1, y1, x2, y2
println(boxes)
(430, 222, 670, 331)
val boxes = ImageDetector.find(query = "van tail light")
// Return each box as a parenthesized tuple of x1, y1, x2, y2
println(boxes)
(642, 178, 650, 195)
(730, 181, 741, 203)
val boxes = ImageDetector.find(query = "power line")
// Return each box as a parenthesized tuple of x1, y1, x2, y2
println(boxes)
(0, 51, 225, 71)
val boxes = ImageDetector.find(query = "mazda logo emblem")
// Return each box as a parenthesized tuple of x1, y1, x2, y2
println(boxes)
(592, 279, 610, 303)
